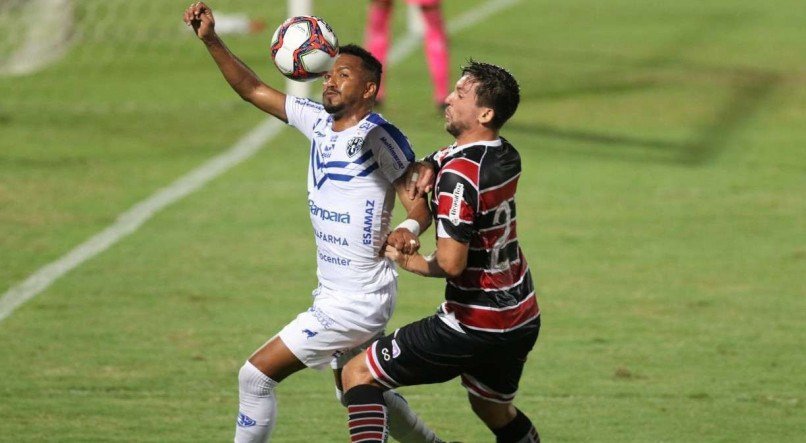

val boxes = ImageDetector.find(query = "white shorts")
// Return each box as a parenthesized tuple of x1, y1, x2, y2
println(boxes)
(278, 282, 397, 370)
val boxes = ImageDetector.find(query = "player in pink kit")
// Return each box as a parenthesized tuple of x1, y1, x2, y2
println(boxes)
(364, 0, 450, 108)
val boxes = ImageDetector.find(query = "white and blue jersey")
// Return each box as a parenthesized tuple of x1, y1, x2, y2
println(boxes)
(285, 96, 415, 293)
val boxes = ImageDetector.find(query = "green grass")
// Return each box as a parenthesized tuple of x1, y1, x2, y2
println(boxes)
(1, 0, 804, 441)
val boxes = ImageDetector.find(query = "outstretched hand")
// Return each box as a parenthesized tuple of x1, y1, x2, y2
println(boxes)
(183, 2, 216, 41)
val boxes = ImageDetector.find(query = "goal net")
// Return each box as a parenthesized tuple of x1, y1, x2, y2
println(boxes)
(0, 0, 313, 114)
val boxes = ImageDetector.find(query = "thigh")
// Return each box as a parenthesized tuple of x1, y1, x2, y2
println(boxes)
(278, 285, 395, 370)
(365, 315, 478, 388)
(462, 320, 541, 403)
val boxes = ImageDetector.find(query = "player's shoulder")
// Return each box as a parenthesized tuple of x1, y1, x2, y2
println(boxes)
(362, 113, 415, 158)
(289, 95, 326, 113)
(363, 113, 407, 141)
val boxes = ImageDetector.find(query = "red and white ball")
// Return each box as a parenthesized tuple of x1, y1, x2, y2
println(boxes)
(270, 16, 338, 81)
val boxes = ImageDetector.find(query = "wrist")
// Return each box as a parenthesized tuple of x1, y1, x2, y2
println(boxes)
(395, 218, 421, 236)
(202, 33, 221, 46)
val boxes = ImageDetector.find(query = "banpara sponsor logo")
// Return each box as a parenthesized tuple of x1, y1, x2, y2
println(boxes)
(309, 200, 350, 224)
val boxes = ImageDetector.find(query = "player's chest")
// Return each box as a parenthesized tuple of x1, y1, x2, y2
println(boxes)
(311, 120, 366, 162)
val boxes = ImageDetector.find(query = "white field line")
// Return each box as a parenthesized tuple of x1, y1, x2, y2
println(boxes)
(0, 0, 521, 323)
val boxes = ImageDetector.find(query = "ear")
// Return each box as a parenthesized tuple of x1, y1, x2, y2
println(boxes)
(478, 107, 495, 126)
(363, 82, 378, 100)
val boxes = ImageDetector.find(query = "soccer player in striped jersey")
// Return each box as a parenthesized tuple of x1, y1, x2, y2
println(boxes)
(185, 3, 446, 442)
(341, 61, 541, 443)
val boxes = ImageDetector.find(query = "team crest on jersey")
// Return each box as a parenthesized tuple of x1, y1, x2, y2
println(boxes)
(346, 137, 364, 157)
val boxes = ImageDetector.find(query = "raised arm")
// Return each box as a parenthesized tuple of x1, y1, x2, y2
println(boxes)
(184, 2, 288, 121)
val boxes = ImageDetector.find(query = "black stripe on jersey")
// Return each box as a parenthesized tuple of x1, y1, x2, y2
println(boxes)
(445, 269, 535, 309)
(476, 199, 517, 224)
(466, 240, 521, 269)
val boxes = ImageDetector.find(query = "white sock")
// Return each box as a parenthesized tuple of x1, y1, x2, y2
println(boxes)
(384, 390, 441, 443)
(234, 361, 278, 443)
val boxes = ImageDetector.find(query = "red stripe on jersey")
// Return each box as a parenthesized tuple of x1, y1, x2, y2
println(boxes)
(441, 157, 480, 187)
(444, 292, 539, 331)
(452, 252, 527, 291)
(437, 193, 474, 223)
(479, 175, 519, 212)
(469, 220, 517, 250)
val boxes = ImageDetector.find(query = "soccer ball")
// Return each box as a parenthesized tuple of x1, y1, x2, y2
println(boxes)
(270, 16, 339, 82)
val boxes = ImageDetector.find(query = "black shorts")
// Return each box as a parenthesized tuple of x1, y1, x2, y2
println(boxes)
(365, 313, 540, 403)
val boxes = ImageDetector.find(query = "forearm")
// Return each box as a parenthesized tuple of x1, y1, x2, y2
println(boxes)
(202, 35, 263, 101)
(404, 201, 432, 235)
(399, 253, 450, 278)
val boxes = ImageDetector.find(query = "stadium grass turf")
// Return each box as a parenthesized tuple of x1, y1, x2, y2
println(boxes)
(0, 0, 803, 441)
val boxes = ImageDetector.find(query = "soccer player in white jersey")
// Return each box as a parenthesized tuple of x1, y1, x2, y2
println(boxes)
(184, 3, 444, 443)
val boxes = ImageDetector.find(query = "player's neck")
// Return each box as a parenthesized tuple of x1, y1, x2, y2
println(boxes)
(454, 127, 499, 147)
(331, 105, 372, 132)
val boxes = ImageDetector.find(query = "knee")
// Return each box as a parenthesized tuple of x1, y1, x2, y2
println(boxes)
(238, 361, 276, 395)
(469, 395, 517, 430)
(341, 353, 375, 391)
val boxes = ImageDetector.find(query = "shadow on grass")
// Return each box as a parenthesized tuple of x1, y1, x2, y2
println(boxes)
(512, 68, 782, 166)
(506, 13, 784, 166)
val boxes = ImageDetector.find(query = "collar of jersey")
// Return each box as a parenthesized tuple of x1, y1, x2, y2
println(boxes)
(445, 137, 502, 156)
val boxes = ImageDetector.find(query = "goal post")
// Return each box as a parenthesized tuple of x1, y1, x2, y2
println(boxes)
(285, 0, 312, 98)
(0, 0, 74, 76)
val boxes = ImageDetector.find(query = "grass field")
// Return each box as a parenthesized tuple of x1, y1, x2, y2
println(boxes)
(1, 0, 804, 441)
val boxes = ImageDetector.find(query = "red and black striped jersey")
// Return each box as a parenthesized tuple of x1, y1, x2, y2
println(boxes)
(426, 137, 539, 334)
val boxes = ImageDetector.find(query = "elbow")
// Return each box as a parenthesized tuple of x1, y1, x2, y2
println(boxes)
(239, 90, 257, 104)
(440, 262, 466, 279)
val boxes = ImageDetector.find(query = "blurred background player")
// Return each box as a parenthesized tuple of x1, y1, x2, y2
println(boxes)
(184, 3, 444, 442)
(364, 0, 450, 108)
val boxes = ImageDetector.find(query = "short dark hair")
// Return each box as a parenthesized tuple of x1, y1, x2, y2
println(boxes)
(339, 44, 382, 91)
(461, 60, 520, 129)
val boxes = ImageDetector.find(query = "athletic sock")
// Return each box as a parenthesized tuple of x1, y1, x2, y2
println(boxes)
(337, 387, 441, 442)
(234, 361, 279, 443)
(344, 385, 389, 443)
(364, 1, 392, 101)
(492, 408, 540, 443)
(384, 390, 442, 442)
(420, 6, 449, 105)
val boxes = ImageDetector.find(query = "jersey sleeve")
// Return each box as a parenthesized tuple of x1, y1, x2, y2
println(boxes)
(284, 95, 327, 141)
(364, 124, 416, 183)
(435, 158, 479, 243)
